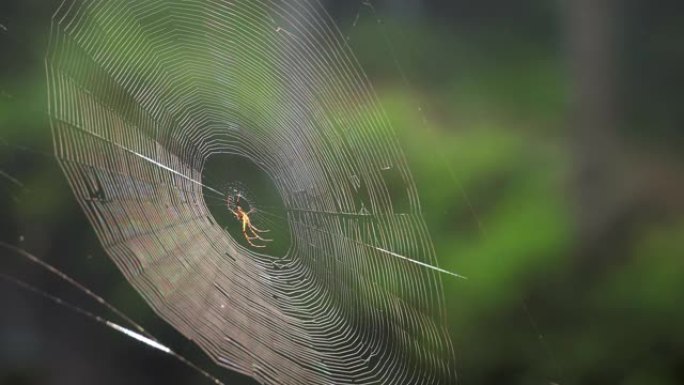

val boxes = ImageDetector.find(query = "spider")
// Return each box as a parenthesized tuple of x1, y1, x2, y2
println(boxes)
(227, 195, 272, 248)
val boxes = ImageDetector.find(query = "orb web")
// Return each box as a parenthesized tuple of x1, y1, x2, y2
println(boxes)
(46, 0, 457, 383)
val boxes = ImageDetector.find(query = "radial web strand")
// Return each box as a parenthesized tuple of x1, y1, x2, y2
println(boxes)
(46, 0, 457, 383)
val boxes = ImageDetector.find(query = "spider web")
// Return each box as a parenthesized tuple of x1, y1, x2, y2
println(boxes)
(46, 0, 457, 383)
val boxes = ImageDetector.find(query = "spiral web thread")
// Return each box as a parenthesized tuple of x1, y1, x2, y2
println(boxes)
(46, 0, 457, 383)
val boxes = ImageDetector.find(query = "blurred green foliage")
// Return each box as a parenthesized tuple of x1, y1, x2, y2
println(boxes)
(346, 11, 684, 384)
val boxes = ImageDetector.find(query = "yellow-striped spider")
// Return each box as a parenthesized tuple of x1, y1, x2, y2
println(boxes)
(227, 195, 272, 248)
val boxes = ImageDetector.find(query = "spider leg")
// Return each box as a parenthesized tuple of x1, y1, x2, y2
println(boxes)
(237, 211, 271, 248)
(228, 208, 239, 219)
(242, 232, 266, 248)
(250, 224, 270, 233)
(242, 228, 265, 247)
(244, 209, 269, 232)
(247, 225, 272, 242)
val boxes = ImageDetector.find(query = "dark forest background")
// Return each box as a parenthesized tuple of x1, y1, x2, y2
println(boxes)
(1, 0, 683, 384)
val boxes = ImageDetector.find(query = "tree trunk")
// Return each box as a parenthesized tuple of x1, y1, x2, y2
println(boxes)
(564, 0, 627, 249)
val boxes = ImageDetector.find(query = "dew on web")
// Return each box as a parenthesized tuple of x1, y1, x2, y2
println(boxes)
(45, 0, 459, 384)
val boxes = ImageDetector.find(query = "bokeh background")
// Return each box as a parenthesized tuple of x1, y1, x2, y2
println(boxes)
(1, 0, 683, 384)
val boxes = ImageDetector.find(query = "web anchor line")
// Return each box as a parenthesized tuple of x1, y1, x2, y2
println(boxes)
(0, 245, 225, 385)
(204, 195, 465, 279)
(256, 208, 467, 279)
